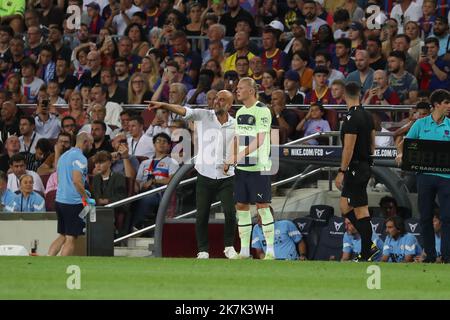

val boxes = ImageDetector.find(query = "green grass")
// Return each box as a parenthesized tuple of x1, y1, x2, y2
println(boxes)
(0, 256, 449, 299)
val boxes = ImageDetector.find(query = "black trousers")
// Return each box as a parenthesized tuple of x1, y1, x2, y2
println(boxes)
(196, 174, 236, 252)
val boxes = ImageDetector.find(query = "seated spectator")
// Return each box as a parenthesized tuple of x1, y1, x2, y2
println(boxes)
(373, 113, 394, 147)
(86, 120, 114, 160)
(90, 84, 123, 128)
(341, 218, 384, 262)
(249, 56, 263, 86)
(62, 91, 89, 128)
(0, 136, 20, 173)
(0, 100, 20, 144)
(60, 115, 78, 138)
(101, 68, 128, 105)
(20, 58, 45, 103)
(19, 116, 43, 154)
(329, 80, 346, 104)
(387, 51, 418, 104)
(405, 21, 422, 62)
(37, 132, 72, 176)
(46, 80, 66, 106)
(140, 55, 161, 92)
(79, 50, 102, 88)
(367, 37, 387, 71)
(110, 133, 139, 179)
(284, 70, 305, 105)
(223, 70, 239, 103)
(381, 216, 422, 263)
(417, 37, 450, 92)
(206, 90, 218, 110)
(0, 170, 14, 211)
(305, 66, 332, 104)
(252, 209, 307, 260)
(290, 50, 313, 93)
(379, 196, 398, 219)
(6, 73, 27, 104)
(7, 153, 45, 194)
(79, 104, 114, 137)
(393, 102, 431, 145)
(258, 69, 278, 104)
(36, 44, 56, 84)
(296, 102, 331, 145)
(132, 133, 179, 229)
(204, 58, 225, 91)
(127, 115, 155, 159)
(26, 138, 52, 172)
(333, 38, 356, 77)
(362, 70, 401, 107)
(112, 110, 133, 138)
(393, 34, 417, 75)
(34, 96, 61, 140)
(86, 2, 105, 35)
(151, 61, 184, 103)
(187, 70, 214, 105)
(4, 174, 46, 212)
(312, 51, 345, 89)
(346, 50, 374, 96)
(270, 90, 299, 143)
(419, 0, 437, 38)
(127, 73, 154, 105)
(417, 210, 443, 263)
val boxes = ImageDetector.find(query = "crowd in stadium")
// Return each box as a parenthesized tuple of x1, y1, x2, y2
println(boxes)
(0, 0, 449, 259)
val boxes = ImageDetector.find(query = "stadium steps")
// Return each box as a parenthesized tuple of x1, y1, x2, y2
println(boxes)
(114, 237, 154, 257)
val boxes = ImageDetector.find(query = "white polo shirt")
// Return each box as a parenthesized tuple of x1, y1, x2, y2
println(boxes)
(128, 133, 155, 159)
(183, 107, 235, 179)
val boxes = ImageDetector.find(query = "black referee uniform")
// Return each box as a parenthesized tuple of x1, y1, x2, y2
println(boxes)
(341, 105, 374, 207)
(340, 104, 375, 260)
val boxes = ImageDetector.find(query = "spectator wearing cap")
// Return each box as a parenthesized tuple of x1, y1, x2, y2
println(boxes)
(223, 31, 255, 74)
(270, 89, 299, 143)
(417, 37, 450, 92)
(291, 50, 314, 93)
(105, 0, 141, 36)
(86, 2, 105, 35)
(284, 70, 305, 105)
(38, 0, 64, 28)
(428, 16, 450, 59)
(302, 0, 327, 41)
(333, 9, 351, 40)
(313, 51, 345, 89)
(20, 58, 45, 104)
(261, 26, 289, 79)
(221, 0, 256, 37)
(346, 50, 374, 96)
(366, 36, 387, 71)
(388, 50, 418, 104)
(305, 66, 332, 104)
(393, 34, 417, 75)
(225, 16, 260, 56)
(296, 101, 330, 145)
(333, 38, 356, 77)
(390, 0, 423, 34)
(348, 21, 366, 57)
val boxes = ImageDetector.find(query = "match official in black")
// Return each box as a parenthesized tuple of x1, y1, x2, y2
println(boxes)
(335, 82, 378, 261)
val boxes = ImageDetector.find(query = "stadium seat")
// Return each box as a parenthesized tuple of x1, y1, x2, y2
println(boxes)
(313, 216, 345, 261)
(324, 109, 338, 131)
(398, 206, 412, 220)
(293, 216, 318, 260)
(404, 218, 423, 247)
(369, 206, 383, 218)
(39, 173, 51, 190)
(308, 205, 334, 227)
(141, 108, 156, 130)
(370, 217, 386, 237)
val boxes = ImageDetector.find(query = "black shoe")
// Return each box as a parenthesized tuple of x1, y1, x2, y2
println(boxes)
(367, 243, 380, 262)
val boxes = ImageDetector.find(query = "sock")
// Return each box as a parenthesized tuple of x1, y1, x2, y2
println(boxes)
(258, 207, 275, 256)
(344, 209, 357, 227)
(355, 217, 373, 259)
(237, 210, 252, 257)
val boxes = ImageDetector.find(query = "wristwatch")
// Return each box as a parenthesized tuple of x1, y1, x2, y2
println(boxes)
(338, 168, 347, 174)
(276, 114, 280, 119)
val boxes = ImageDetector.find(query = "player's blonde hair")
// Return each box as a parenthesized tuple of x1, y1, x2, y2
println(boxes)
(239, 77, 259, 99)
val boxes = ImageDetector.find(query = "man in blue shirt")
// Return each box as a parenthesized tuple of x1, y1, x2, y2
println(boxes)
(252, 211, 307, 260)
(382, 216, 422, 263)
(398, 89, 450, 263)
(48, 132, 94, 256)
(0, 170, 14, 211)
(341, 218, 384, 262)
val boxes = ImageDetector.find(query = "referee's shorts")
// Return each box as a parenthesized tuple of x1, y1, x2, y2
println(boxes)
(341, 162, 371, 208)
(55, 202, 85, 236)
(234, 168, 272, 204)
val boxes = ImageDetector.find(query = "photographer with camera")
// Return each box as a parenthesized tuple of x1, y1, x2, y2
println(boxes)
(416, 37, 450, 92)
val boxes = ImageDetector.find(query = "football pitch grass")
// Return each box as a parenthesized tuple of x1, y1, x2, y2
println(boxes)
(1, 256, 449, 300)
